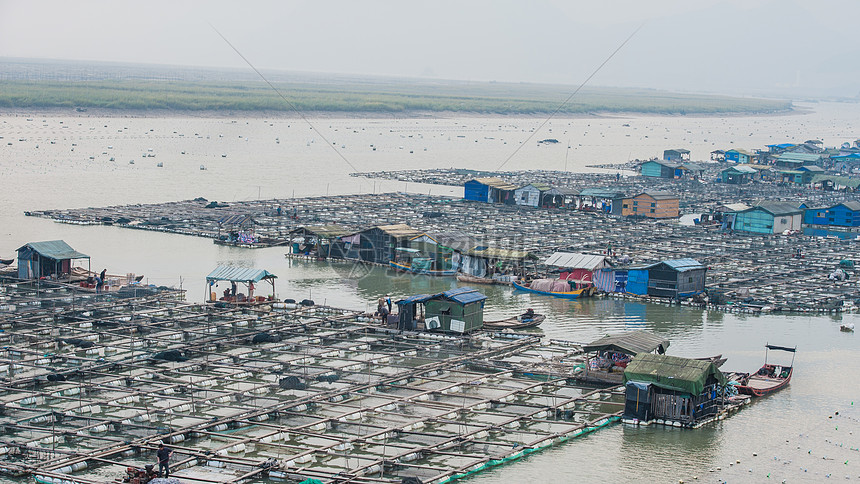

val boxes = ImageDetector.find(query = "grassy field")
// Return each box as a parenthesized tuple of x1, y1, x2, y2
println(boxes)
(0, 78, 792, 115)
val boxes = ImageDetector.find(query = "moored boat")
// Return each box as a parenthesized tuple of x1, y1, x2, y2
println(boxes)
(389, 261, 456, 276)
(734, 344, 796, 397)
(512, 279, 595, 299)
(456, 273, 515, 285)
(483, 312, 545, 330)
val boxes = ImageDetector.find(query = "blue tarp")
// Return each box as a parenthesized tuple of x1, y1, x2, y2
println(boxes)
(396, 294, 433, 305)
(626, 269, 649, 296)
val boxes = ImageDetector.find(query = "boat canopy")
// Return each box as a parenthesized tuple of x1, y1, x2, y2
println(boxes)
(624, 353, 726, 395)
(766, 344, 796, 353)
(582, 330, 669, 355)
(206, 266, 277, 283)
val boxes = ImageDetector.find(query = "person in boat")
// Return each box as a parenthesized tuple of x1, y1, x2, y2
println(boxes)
(100, 268, 107, 282)
(95, 275, 103, 293)
(385, 295, 392, 313)
(521, 308, 535, 321)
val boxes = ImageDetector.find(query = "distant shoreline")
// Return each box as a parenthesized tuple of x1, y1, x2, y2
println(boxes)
(0, 106, 800, 120)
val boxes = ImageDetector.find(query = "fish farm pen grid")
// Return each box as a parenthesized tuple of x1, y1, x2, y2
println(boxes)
(0, 276, 624, 484)
(25, 169, 860, 312)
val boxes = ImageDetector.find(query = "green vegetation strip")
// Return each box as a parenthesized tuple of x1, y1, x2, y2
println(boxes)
(437, 415, 621, 483)
(0, 79, 790, 115)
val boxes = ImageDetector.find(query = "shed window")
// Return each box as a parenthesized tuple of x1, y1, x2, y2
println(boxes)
(650, 209, 655, 213)
(650, 202, 656, 207)
(633, 201, 638, 206)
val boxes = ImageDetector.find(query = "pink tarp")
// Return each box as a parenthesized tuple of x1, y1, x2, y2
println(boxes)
(530, 279, 572, 292)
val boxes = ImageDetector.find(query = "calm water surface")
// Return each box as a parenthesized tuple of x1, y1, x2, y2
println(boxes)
(0, 104, 858, 482)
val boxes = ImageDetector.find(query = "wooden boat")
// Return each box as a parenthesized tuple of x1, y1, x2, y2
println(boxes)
(456, 273, 513, 285)
(483, 313, 545, 330)
(735, 344, 796, 397)
(512, 279, 595, 300)
(0, 258, 13, 265)
(389, 261, 456, 276)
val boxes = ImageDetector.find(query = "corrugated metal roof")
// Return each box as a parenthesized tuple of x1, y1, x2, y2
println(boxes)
(17, 240, 89, 260)
(468, 247, 535, 261)
(637, 190, 677, 200)
(664, 148, 690, 154)
(624, 353, 726, 395)
(544, 252, 610, 270)
(726, 148, 754, 156)
(797, 165, 825, 172)
(839, 201, 860, 211)
(206, 266, 277, 282)
(543, 187, 579, 196)
(748, 202, 803, 216)
(470, 177, 518, 190)
(648, 160, 681, 168)
(440, 287, 487, 305)
(722, 165, 758, 174)
(661, 258, 706, 272)
(516, 183, 552, 192)
(778, 152, 821, 162)
(681, 163, 706, 171)
(720, 203, 751, 212)
(582, 330, 669, 355)
(375, 224, 425, 238)
(579, 188, 626, 198)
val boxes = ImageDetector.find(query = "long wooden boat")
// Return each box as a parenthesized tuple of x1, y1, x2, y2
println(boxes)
(456, 274, 513, 285)
(389, 261, 456, 276)
(735, 344, 796, 397)
(512, 280, 595, 300)
(483, 314, 545, 330)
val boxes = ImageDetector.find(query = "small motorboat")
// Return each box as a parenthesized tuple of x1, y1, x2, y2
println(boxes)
(734, 344, 796, 397)
(840, 322, 855, 332)
(483, 312, 545, 330)
(456, 273, 514, 285)
(513, 279, 595, 300)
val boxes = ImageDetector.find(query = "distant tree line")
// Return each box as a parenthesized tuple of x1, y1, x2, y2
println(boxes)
(0, 79, 792, 115)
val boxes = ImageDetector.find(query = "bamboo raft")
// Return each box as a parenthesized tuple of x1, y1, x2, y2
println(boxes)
(0, 275, 624, 484)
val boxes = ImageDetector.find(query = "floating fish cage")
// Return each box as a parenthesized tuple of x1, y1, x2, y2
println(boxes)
(23, 167, 860, 312)
(0, 275, 623, 483)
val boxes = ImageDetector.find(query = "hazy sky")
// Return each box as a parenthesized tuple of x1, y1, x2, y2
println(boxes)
(1, 0, 858, 97)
